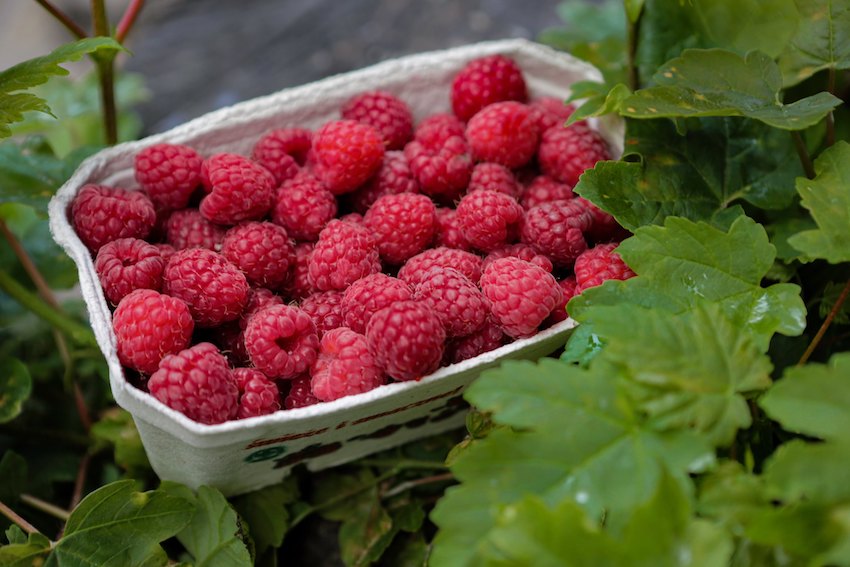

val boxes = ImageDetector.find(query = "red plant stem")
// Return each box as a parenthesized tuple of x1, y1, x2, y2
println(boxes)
(0, 500, 39, 535)
(791, 131, 816, 179)
(69, 453, 91, 512)
(116, 0, 145, 43)
(33, 0, 88, 39)
(798, 277, 850, 366)
(0, 220, 62, 311)
(74, 383, 93, 433)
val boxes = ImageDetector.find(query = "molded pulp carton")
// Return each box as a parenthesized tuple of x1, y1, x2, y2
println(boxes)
(48, 38, 623, 496)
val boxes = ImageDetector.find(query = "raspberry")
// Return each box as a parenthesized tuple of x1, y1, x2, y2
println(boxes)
(466, 101, 540, 169)
(366, 300, 445, 381)
(538, 124, 611, 187)
(413, 267, 488, 338)
(341, 273, 412, 334)
(215, 288, 284, 365)
(284, 373, 320, 409)
(244, 304, 319, 380)
(444, 316, 506, 364)
(455, 189, 524, 252)
(154, 243, 177, 264)
(252, 128, 312, 184)
(404, 136, 472, 202)
(221, 222, 295, 288)
(311, 327, 386, 402)
(148, 342, 238, 425)
(233, 368, 281, 419)
(199, 153, 275, 224)
(451, 55, 528, 122)
(468, 162, 521, 199)
(398, 247, 483, 287)
(310, 119, 385, 195)
(520, 175, 574, 210)
(70, 184, 156, 252)
(300, 290, 345, 337)
(575, 197, 631, 244)
(339, 212, 365, 226)
(164, 208, 226, 251)
(272, 171, 338, 242)
(483, 243, 553, 273)
(163, 248, 249, 327)
(281, 242, 315, 299)
(521, 199, 592, 268)
(112, 289, 194, 375)
(341, 90, 414, 150)
(546, 276, 578, 325)
(135, 143, 203, 211)
(530, 97, 576, 132)
(413, 113, 466, 148)
(364, 193, 437, 265)
(95, 238, 164, 305)
(433, 207, 472, 251)
(308, 220, 381, 291)
(480, 257, 564, 338)
(574, 243, 636, 294)
(349, 151, 418, 214)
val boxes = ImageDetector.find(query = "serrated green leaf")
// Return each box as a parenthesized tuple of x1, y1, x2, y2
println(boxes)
(687, 0, 799, 58)
(635, 0, 705, 86)
(231, 477, 299, 554)
(567, 82, 632, 125)
(779, 0, 850, 87)
(312, 467, 378, 522)
(745, 502, 850, 565)
(0, 531, 51, 566)
(764, 440, 850, 503)
(90, 408, 151, 474)
(698, 462, 770, 527)
(788, 141, 850, 264)
(0, 357, 31, 423)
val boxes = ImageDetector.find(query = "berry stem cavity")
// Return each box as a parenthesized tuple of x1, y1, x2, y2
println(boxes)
(32, 0, 88, 39)
(798, 277, 850, 366)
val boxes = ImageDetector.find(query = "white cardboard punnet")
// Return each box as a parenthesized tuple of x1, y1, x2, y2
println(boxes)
(48, 39, 622, 496)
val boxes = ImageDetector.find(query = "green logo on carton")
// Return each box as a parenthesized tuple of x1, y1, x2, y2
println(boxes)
(245, 445, 286, 463)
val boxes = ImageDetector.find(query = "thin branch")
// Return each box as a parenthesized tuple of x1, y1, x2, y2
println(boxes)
(33, 0, 87, 39)
(382, 472, 455, 499)
(116, 0, 145, 43)
(1, 220, 63, 311)
(798, 277, 850, 366)
(0, 500, 40, 535)
(69, 453, 91, 511)
(20, 494, 71, 522)
(791, 130, 816, 179)
(74, 382, 93, 433)
(91, 0, 118, 145)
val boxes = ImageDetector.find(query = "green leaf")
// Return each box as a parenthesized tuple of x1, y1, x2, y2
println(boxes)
(687, 0, 800, 58)
(46, 479, 195, 567)
(0, 531, 51, 566)
(566, 82, 632, 125)
(0, 357, 31, 423)
(90, 408, 151, 474)
(624, 0, 645, 23)
(621, 49, 842, 129)
(338, 487, 395, 567)
(635, 0, 704, 86)
(231, 477, 299, 555)
(745, 502, 850, 565)
(0, 451, 27, 505)
(788, 141, 850, 264)
(779, 0, 850, 87)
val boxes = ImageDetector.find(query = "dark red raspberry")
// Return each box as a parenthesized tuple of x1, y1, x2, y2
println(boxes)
(284, 373, 320, 409)
(281, 242, 315, 300)
(349, 151, 418, 214)
(521, 199, 593, 268)
(366, 300, 445, 381)
(468, 162, 521, 199)
(311, 327, 386, 402)
(163, 248, 249, 327)
(112, 289, 194, 375)
(413, 113, 466, 148)
(154, 243, 177, 264)
(341, 273, 412, 334)
(339, 212, 365, 226)
(71, 184, 156, 252)
(233, 367, 281, 419)
(148, 342, 238, 425)
(444, 316, 506, 364)
(574, 243, 636, 294)
(466, 101, 540, 169)
(530, 97, 576, 132)
(413, 267, 488, 338)
(310, 119, 385, 195)
(480, 257, 564, 338)
(215, 287, 284, 365)
(364, 193, 437, 265)
(546, 276, 578, 325)
(341, 90, 414, 150)
(221, 222, 295, 288)
(520, 175, 574, 210)
(244, 304, 319, 380)
(433, 207, 472, 251)
(95, 238, 164, 305)
(538, 124, 611, 187)
(398, 247, 483, 287)
(483, 243, 553, 273)
(308, 220, 381, 291)
(404, 136, 472, 202)
(252, 128, 312, 184)
(272, 171, 338, 242)
(199, 153, 275, 225)
(455, 189, 524, 252)
(135, 143, 203, 211)
(575, 197, 631, 244)
(300, 290, 345, 338)
(164, 208, 226, 251)
(451, 54, 528, 121)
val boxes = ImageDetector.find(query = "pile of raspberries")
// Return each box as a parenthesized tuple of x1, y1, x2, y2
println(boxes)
(69, 54, 635, 425)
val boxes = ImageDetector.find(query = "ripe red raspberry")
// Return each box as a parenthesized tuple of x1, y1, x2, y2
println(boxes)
(199, 153, 275, 224)
(483, 243, 553, 273)
(538, 124, 611, 187)
(468, 162, 521, 199)
(135, 143, 203, 211)
(148, 342, 238, 425)
(530, 97, 576, 131)
(413, 113, 466, 148)
(341, 273, 412, 334)
(281, 242, 315, 300)
(574, 243, 636, 294)
(300, 290, 345, 338)
(311, 327, 386, 402)
(244, 304, 319, 379)
(164, 208, 226, 251)
(521, 199, 592, 268)
(466, 101, 540, 169)
(308, 220, 381, 291)
(349, 151, 418, 214)
(398, 247, 483, 287)
(340, 212, 365, 226)
(70, 184, 156, 252)
(310, 119, 385, 195)
(433, 207, 472, 251)
(480, 257, 564, 338)
(364, 193, 437, 265)
(215, 287, 284, 365)
(154, 243, 177, 264)
(113, 289, 194, 375)
(233, 368, 281, 419)
(546, 276, 579, 325)
(284, 373, 320, 409)
(451, 54, 528, 121)
(520, 175, 574, 210)
(444, 316, 506, 364)
(404, 136, 472, 202)
(455, 189, 524, 252)
(221, 222, 295, 288)
(95, 238, 164, 305)
(341, 90, 414, 150)
(272, 171, 338, 242)
(252, 128, 312, 184)
(575, 197, 631, 244)
(413, 267, 488, 338)
(163, 248, 249, 327)
(366, 300, 445, 381)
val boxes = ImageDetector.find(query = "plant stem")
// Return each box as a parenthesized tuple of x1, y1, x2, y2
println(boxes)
(116, 0, 145, 43)
(90, 0, 118, 145)
(798, 277, 850, 366)
(357, 458, 448, 470)
(0, 500, 40, 535)
(20, 494, 71, 522)
(626, 9, 643, 91)
(74, 382, 93, 432)
(826, 67, 836, 147)
(791, 130, 816, 179)
(33, 0, 88, 39)
(382, 472, 455, 499)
